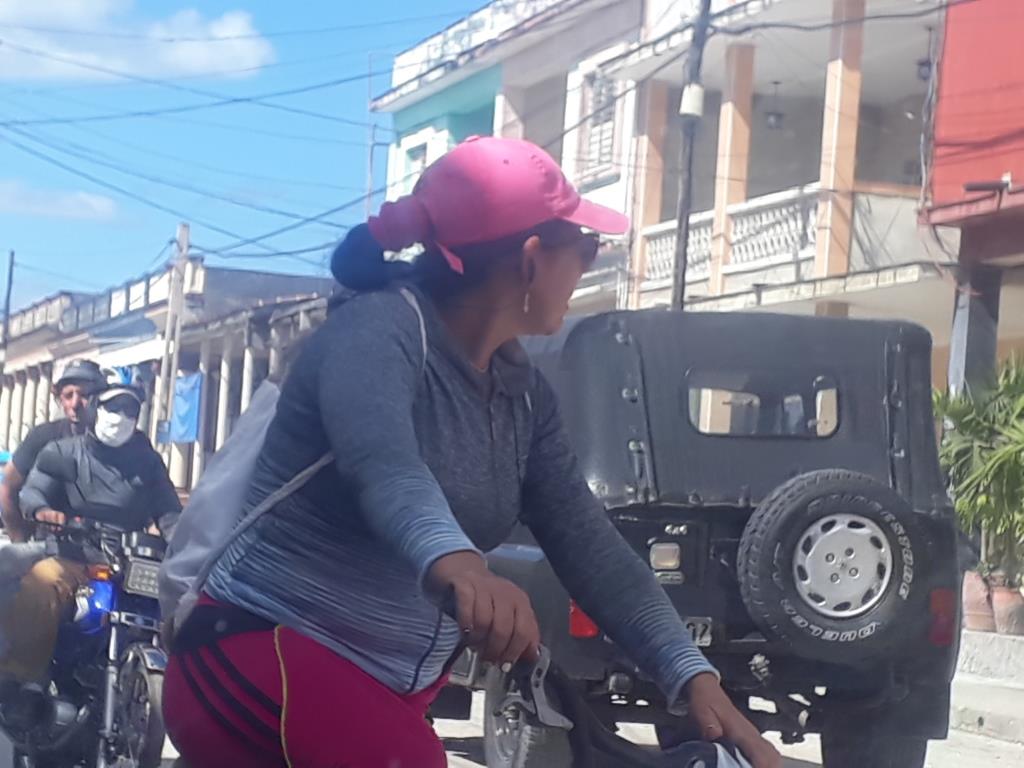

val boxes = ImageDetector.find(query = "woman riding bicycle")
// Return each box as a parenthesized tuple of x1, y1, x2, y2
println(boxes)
(163, 136, 780, 768)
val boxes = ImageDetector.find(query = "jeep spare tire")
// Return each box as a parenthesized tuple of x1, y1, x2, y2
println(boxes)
(738, 470, 927, 663)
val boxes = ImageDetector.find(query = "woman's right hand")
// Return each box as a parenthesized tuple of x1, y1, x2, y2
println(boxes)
(428, 551, 541, 669)
(34, 507, 67, 527)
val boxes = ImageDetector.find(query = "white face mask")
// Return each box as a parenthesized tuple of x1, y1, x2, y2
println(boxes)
(94, 407, 137, 447)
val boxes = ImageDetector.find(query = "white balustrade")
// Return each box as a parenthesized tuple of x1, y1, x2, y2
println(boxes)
(728, 185, 819, 268)
(642, 212, 714, 282)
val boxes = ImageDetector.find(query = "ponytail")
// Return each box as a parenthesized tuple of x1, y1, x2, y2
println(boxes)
(330, 224, 412, 291)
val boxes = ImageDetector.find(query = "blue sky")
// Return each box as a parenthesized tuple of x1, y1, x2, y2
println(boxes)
(0, 0, 473, 310)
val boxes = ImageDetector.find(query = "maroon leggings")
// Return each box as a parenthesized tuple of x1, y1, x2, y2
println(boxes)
(163, 599, 447, 768)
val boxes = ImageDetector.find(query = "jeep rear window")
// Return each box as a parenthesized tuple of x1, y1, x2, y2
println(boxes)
(686, 372, 839, 438)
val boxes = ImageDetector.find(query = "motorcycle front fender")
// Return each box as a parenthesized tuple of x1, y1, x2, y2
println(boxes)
(122, 642, 167, 674)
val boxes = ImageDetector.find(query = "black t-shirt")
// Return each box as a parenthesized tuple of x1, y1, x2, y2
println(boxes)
(11, 419, 81, 476)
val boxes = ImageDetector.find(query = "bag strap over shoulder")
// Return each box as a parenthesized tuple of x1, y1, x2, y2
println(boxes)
(185, 289, 431, 608)
(246, 288, 428, 510)
(398, 286, 428, 369)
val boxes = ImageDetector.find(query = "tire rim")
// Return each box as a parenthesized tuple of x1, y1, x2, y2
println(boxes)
(489, 687, 524, 762)
(115, 665, 151, 761)
(792, 513, 894, 619)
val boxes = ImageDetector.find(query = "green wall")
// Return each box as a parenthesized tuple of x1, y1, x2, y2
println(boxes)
(393, 66, 500, 142)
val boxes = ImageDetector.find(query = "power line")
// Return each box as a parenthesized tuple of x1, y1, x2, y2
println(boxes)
(2, 124, 350, 229)
(192, 241, 338, 259)
(709, 0, 980, 37)
(14, 259, 106, 289)
(7, 86, 373, 146)
(2, 96, 366, 193)
(0, 11, 474, 43)
(0, 129, 278, 249)
(0, 39, 391, 130)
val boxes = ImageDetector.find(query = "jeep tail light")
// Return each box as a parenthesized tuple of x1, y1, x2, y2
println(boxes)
(569, 601, 600, 639)
(928, 588, 957, 647)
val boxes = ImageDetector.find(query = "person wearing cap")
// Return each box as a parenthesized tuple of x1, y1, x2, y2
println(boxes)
(162, 137, 780, 768)
(0, 375, 180, 683)
(0, 358, 106, 543)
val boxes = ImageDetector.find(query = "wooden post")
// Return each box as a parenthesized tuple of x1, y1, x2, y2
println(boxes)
(191, 338, 212, 487)
(629, 80, 670, 308)
(815, 0, 865, 278)
(215, 335, 236, 450)
(709, 43, 755, 296)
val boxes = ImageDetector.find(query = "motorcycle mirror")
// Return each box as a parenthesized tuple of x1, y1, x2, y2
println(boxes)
(36, 452, 78, 483)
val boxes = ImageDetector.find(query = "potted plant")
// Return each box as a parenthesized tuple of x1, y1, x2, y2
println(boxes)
(935, 358, 1024, 635)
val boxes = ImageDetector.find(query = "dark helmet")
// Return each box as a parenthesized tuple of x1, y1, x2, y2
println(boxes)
(54, 359, 106, 393)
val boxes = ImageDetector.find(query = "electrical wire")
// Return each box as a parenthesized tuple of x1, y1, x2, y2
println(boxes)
(0, 39, 392, 130)
(0, 11, 475, 43)
(0, 129, 280, 250)
(2, 124, 350, 229)
(709, 0, 981, 37)
(6, 86, 373, 146)
(15, 260, 106, 289)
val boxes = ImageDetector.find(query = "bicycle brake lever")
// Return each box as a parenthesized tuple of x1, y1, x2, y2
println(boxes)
(498, 646, 573, 731)
(439, 590, 573, 731)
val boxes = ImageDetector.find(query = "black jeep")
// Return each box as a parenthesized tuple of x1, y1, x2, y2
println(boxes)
(439, 308, 962, 768)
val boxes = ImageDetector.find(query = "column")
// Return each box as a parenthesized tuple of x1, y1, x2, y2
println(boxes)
(709, 43, 755, 296)
(9, 372, 25, 448)
(629, 80, 670, 308)
(215, 335, 236, 450)
(948, 261, 1001, 396)
(268, 326, 283, 381)
(815, 301, 850, 318)
(191, 339, 212, 488)
(35, 363, 53, 426)
(0, 377, 11, 449)
(169, 441, 190, 489)
(22, 369, 38, 433)
(815, 0, 865, 278)
(493, 86, 527, 140)
(240, 328, 256, 415)
(149, 370, 164, 444)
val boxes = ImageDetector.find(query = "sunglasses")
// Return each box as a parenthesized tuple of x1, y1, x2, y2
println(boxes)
(537, 225, 601, 269)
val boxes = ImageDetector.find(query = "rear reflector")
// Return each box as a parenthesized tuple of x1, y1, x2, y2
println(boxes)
(928, 588, 957, 647)
(569, 601, 600, 639)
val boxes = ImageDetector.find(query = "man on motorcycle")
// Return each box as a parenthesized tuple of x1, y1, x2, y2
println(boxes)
(0, 375, 180, 683)
(0, 359, 107, 543)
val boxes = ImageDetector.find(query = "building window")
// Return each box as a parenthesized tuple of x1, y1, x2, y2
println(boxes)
(405, 144, 428, 189)
(578, 73, 620, 185)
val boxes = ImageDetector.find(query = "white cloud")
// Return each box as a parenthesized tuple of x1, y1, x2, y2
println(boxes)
(0, 2, 275, 82)
(0, 179, 118, 220)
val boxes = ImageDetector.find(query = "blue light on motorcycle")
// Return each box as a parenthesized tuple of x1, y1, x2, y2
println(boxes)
(73, 579, 117, 635)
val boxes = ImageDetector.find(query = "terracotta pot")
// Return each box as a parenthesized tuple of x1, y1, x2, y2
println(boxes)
(992, 585, 1024, 635)
(962, 570, 996, 632)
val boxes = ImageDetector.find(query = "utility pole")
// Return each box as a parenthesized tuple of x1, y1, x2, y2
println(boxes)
(671, 0, 713, 310)
(366, 52, 377, 217)
(154, 223, 189, 451)
(0, 250, 13, 377)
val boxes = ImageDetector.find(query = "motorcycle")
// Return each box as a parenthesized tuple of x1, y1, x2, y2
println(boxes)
(0, 455, 167, 768)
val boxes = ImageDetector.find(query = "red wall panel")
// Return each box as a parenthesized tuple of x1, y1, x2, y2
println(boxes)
(931, 0, 1024, 209)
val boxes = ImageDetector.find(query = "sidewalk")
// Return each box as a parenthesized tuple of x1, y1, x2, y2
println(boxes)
(951, 630, 1024, 744)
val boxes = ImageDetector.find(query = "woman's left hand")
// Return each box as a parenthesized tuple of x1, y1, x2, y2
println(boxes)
(686, 672, 782, 768)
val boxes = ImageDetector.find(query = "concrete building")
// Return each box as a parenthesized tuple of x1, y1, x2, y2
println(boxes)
(0, 259, 333, 489)
(922, 0, 1024, 392)
(372, 0, 1024, 387)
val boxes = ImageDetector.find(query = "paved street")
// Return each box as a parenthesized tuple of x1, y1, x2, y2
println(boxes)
(4, 695, 1023, 768)
(429, 694, 1024, 768)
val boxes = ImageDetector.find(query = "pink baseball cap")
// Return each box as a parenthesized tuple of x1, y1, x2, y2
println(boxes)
(368, 136, 630, 272)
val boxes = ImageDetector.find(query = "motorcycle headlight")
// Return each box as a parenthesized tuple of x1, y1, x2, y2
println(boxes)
(124, 560, 161, 599)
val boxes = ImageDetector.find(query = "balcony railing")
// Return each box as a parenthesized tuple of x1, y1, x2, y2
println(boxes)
(643, 211, 713, 282)
(728, 185, 818, 268)
(390, 0, 568, 87)
(639, 183, 929, 297)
